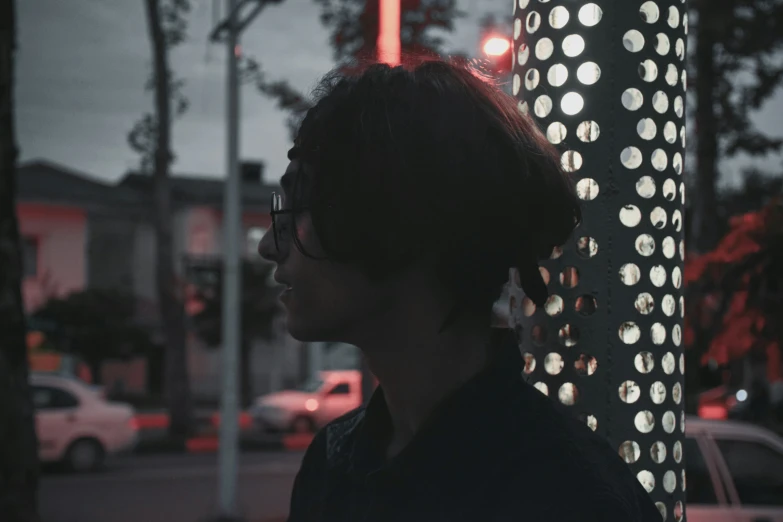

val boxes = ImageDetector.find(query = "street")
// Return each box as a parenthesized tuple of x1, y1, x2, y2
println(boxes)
(40, 451, 304, 522)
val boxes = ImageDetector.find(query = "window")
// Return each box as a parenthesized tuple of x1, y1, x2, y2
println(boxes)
(684, 437, 719, 504)
(32, 385, 79, 410)
(22, 236, 38, 278)
(716, 439, 783, 507)
(328, 383, 351, 395)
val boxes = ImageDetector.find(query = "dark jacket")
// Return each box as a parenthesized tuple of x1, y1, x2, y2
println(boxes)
(287, 341, 661, 522)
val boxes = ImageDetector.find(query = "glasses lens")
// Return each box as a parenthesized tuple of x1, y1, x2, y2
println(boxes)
(271, 193, 281, 251)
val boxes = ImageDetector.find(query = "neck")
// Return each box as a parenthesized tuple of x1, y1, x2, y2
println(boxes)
(357, 315, 491, 454)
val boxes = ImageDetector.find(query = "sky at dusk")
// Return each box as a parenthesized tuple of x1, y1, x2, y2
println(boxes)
(16, 0, 783, 188)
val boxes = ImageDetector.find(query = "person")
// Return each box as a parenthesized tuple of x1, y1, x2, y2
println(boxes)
(258, 58, 660, 522)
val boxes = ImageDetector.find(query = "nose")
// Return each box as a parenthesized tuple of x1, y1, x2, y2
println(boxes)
(257, 227, 279, 262)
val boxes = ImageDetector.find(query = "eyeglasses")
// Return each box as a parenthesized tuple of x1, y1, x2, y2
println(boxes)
(270, 192, 310, 252)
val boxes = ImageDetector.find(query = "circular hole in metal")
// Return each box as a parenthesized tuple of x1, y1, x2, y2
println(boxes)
(682, 69, 687, 91)
(651, 322, 666, 345)
(559, 266, 579, 288)
(666, 63, 679, 86)
(663, 178, 676, 201)
(578, 3, 602, 26)
(574, 353, 597, 375)
(673, 152, 683, 174)
(558, 324, 580, 347)
(576, 120, 600, 142)
(636, 175, 656, 197)
(550, 246, 563, 260)
(619, 441, 641, 464)
(656, 503, 667, 521)
(663, 470, 677, 494)
(535, 37, 555, 60)
(576, 62, 601, 85)
(622, 88, 644, 111)
(562, 34, 585, 57)
(577, 236, 598, 258)
(662, 294, 676, 316)
(673, 382, 682, 404)
(637, 118, 657, 140)
(650, 265, 667, 287)
(653, 91, 669, 113)
(549, 6, 570, 29)
(623, 30, 645, 52)
(651, 381, 667, 404)
(526, 11, 541, 33)
(525, 68, 540, 90)
(539, 266, 551, 285)
(635, 411, 655, 435)
(676, 38, 685, 60)
(668, 6, 680, 28)
(561, 150, 583, 172)
(620, 205, 642, 227)
(522, 296, 537, 317)
(635, 351, 654, 374)
(514, 19, 522, 40)
(522, 352, 536, 374)
(534, 95, 553, 117)
(619, 380, 641, 403)
(673, 324, 682, 346)
(675, 501, 683, 522)
(518, 44, 530, 65)
(672, 266, 682, 289)
(576, 178, 599, 200)
(635, 234, 655, 256)
(512, 74, 521, 95)
(558, 383, 579, 406)
(635, 292, 654, 315)
(545, 295, 564, 316)
(620, 263, 641, 286)
(674, 96, 684, 118)
(517, 101, 529, 115)
(533, 381, 549, 396)
(519, 0, 529, 8)
(619, 322, 641, 344)
(663, 121, 677, 143)
(655, 33, 670, 55)
(561, 92, 584, 115)
(662, 352, 675, 374)
(544, 352, 564, 375)
(546, 121, 568, 145)
(640, 1, 660, 23)
(651, 206, 667, 228)
(651, 441, 667, 463)
(586, 414, 598, 431)
(662, 411, 676, 433)
(621, 147, 643, 169)
(673, 440, 682, 463)
(639, 59, 659, 82)
(672, 209, 682, 231)
(652, 149, 668, 171)
(662, 236, 676, 258)
(547, 63, 569, 87)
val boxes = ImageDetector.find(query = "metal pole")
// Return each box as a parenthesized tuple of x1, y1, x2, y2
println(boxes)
(510, 1, 687, 520)
(218, 0, 242, 517)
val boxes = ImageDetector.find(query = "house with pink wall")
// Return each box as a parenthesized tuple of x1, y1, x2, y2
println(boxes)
(17, 160, 307, 399)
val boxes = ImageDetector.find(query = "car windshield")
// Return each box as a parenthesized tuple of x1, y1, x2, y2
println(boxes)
(296, 378, 324, 393)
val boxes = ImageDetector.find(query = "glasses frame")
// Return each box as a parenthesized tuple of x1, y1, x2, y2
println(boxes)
(270, 191, 313, 253)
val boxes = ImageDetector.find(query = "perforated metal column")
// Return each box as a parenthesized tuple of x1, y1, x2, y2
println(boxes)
(508, 1, 688, 520)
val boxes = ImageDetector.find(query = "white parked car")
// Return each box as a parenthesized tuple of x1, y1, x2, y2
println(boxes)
(31, 373, 138, 472)
(686, 416, 783, 521)
(250, 370, 363, 434)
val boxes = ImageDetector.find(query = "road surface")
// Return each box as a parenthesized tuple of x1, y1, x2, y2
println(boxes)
(40, 451, 304, 522)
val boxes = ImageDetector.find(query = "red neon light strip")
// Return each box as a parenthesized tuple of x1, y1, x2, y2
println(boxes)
(377, 0, 401, 66)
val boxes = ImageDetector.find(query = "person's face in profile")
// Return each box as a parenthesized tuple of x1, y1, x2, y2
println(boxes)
(258, 159, 394, 344)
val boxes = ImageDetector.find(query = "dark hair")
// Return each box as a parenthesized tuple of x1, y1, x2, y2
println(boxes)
(288, 57, 581, 329)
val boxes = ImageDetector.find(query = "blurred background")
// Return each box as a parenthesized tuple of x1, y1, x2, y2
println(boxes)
(6, 0, 783, 521)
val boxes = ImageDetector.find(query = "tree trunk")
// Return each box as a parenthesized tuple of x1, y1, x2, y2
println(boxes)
(144, 0, 193, 438)
(240, 336, 252, 408)
(0, 0, 41, 519)
(691, 3, 720, 253)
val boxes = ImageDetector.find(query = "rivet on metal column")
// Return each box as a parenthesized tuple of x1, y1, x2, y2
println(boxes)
(508, 0, 688, 520)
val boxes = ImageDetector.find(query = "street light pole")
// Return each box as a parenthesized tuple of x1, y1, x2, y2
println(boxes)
(217, 0, 241, 518)
(209, 1, 270, 519)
